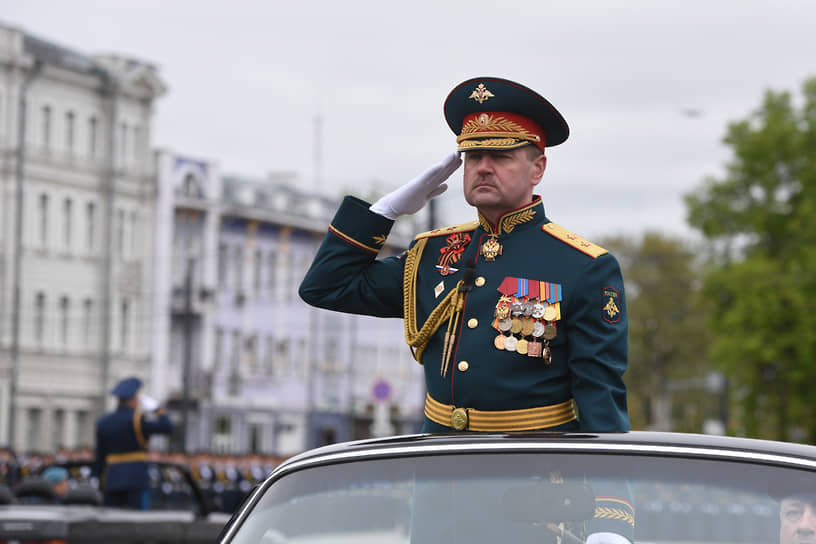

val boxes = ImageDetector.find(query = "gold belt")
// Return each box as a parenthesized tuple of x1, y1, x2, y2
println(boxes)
(424, 393, 577, 431)
(106, 451, 148, 464)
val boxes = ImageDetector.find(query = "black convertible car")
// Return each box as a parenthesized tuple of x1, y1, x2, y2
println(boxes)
(218, 431, 816, 543)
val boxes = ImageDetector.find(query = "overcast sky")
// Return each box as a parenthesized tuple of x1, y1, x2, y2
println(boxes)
(5, 1, 816, 241)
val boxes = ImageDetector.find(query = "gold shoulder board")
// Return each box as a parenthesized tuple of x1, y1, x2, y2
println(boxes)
(542, 222, 608, 258)
(414, 220, 479, 241)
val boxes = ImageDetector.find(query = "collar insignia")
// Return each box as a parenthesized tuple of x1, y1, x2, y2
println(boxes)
(478, 203, 538, 236)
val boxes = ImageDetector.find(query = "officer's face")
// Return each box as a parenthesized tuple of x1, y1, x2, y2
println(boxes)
(462, 147, 546, 221)
(780, 497, 816, 544)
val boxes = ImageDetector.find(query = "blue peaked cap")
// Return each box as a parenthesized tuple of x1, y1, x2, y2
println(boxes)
(111, 376, 142, 399)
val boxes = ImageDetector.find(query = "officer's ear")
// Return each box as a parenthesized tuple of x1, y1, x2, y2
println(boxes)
(529, 149, 547, 185)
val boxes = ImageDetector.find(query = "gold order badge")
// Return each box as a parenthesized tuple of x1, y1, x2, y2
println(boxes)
(481, 236, 502, 261)
(451, 407, 469, 431)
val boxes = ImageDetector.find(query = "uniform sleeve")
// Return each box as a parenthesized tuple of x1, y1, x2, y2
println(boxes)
(566, 253, 630, 431)
(141, 412, 173, 437)
(299, 196, 407, 317)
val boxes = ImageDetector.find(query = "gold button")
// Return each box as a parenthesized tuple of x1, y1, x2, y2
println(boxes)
(467, 318, 478, 329)
(474, 276, 486, 287)
(458, 361, 469, 372)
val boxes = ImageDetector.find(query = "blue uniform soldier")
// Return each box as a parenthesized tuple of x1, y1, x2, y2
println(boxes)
(94, 377, 173, 510)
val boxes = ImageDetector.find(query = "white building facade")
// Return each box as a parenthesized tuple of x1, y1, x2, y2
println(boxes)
(0, 23, 166, 452)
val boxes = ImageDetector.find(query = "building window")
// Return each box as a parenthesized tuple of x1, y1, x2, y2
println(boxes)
(83, 298, 93, 350)
(215, 416, 231, 435)
(182, 173, 200, 198)
(265, 336, 276, 376)
(130, 210, 138, 256)
(65, 111, 75, 153)
(214, 329, 224, 372)
(75, 410, 89, 447)
(120, 299, 130, 351)
(63, 198, 73, 250)
(132, 125, 141, 161)
(59, 296, 70, 349)
(27, 407, 42, 451)
(85, 201, 96, 252)
(243, 335, 257, 373)
(218, 243, 228, 287)
(117, 209, 125, 257)
(119, 122, 128, 162)
(34, 292, 46, 347)
(41, 105, 51, 148)
(233, 246, 243, 292)
(267, 252, 277, 295)
(39, 193, 49, 247)
(52, 408, 65, 451)
(253, 249, 262, 292)
(249, 423, 262, 454)
(88, 116, 98, 158)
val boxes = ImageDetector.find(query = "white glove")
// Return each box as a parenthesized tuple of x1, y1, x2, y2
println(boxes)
(140, 394, 160, 412)
(586, 532, 631, 544)
(370, 152, 462, 220)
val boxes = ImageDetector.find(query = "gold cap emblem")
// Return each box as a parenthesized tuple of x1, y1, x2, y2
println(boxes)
(469, 83, 495, 104)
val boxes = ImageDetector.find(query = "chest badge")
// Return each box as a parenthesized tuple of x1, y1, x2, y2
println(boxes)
(481, 236, 502, 261)
(436, 232, 471, 276)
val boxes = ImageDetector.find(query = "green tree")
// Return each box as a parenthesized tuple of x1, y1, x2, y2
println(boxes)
(685, 77, 816, 442)
(602, 233, 711, 433)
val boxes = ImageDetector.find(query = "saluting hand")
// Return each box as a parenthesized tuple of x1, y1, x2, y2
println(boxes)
(369, 152, 462, 220)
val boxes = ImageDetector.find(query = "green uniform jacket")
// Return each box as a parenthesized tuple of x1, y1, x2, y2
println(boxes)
(300, 195, 629, 432)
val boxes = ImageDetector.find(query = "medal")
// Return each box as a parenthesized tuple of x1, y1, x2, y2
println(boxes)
(510, 318, 523, 334)
(542, 344, 552, 364)
(532, 303, 545, 319)
(481, 236, 502, 261)
(516, 338, 528, 355)
(527, 340, 542, 357)
(494, 334, 506, 350)
(521, 318, 535, 337)
(504, 335, 518, 352)
(543, 305, 557, 322)
(497, 318, 512, 332)
(495, 297, 511, 320)
(532, 321, 545, 337)
(543, 324, 557, 340)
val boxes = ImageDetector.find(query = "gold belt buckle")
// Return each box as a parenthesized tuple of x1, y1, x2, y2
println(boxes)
(451, 407, 468, 431)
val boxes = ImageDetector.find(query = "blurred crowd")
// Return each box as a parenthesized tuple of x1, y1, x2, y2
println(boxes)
(0, 446, 288, 513)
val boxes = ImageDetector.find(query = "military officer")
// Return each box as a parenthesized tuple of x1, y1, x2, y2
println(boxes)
(299, 76, 629, 434)
(94, 377, 173, 510)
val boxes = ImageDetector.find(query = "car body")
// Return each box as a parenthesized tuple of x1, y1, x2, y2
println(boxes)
(0, 461, 231, 543)
(218, 431, 816, 543)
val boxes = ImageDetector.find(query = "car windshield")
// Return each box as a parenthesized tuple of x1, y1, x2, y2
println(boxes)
(227, 451, 815, 543)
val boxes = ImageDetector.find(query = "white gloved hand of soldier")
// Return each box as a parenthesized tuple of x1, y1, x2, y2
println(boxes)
(369, 151, 462, 220)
